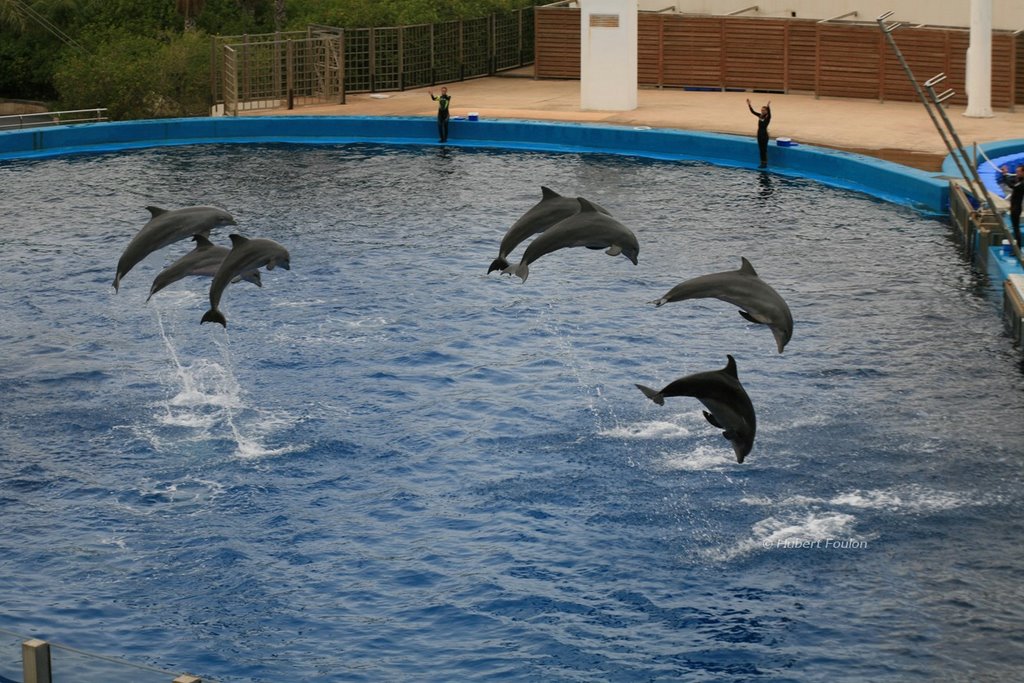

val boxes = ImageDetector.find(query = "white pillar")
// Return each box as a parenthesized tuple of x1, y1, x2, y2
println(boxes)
(580, 0, 638, 111)
(964, 0, 993, 118)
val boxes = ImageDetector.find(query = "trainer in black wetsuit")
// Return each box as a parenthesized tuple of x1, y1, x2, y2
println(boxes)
(430, 87, 451, 143)
(747, 98, 771, 168)
(999, 164, 1024, 248)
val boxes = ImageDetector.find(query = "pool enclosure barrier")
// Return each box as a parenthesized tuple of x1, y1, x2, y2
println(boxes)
(10, 634, 209, 683)
(212, 6, 536, 114)
(0, 108, 107, 131)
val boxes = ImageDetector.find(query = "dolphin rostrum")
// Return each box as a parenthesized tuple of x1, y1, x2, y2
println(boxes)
(651, 257, 793, 353)
(635, 355, 757, 463)
(502, 197, 639, 282)
(146, 235, 262, 302)
(113, 205, 237, 292)
(488, 186, 610, 274)
(200, 234, 291, 327)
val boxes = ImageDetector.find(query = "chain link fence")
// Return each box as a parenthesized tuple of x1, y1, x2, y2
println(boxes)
(213, 7, 535, 115)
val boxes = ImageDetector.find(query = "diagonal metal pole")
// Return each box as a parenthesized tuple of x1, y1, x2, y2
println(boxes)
(875, 12, 987, 207)
(923, 74, 1003, 222)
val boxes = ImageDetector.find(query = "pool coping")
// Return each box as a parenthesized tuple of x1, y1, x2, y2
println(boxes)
(0, 115, 951, 216)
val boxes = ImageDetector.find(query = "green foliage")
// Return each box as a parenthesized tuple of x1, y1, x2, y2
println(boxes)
(54, 29, 210, 119)
(2, 0, 539, 117)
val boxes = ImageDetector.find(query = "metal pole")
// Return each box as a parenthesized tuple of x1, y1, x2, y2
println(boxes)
(875, 14, 985, 204)
(924, 74, 1002, 219)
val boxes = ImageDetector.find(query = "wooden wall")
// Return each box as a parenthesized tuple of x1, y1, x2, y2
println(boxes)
(535, 9, 1023, 109)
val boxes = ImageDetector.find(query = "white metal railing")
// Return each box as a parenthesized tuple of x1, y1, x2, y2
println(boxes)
(0, 108, 107, 131)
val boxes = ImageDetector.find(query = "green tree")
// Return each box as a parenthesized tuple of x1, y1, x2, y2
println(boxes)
(176, 0, 204, 32)
(53, 29, 209, 119)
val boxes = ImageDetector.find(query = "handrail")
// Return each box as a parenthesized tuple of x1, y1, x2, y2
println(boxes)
(726, 6, 759, 16)
(0, 108, 107, 131)
(819, 11, 858, 23)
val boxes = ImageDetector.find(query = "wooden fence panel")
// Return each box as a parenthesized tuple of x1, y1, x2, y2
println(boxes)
(816, 24, 882, 100)
(785, 21, 818, 91)
(723, 18, 786, 91)
(881, 27, 950, 103)
(637, 13, 663, 85)
(1017, 33, 1024, 107)
(534, 7, 1020, 107)
(535, 8, 579, 78)
(661, 16, 723, 88)
(992, 33, 1015, 109)
(943, 32, 970, 106)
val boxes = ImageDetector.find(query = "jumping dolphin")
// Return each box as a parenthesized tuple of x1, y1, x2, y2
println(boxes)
(113, 205, 237, 292)
(635, 355, 757, 463)
(488, 186, 610, 274)
(502, 197, 639, 282)
(201, 234, 291, 328)
(651, 257, 793, 353)
(146, 235, 262, 302)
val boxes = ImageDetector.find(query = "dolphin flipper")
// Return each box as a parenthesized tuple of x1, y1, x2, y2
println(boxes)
(739, 310, 759, 323)
(703, 410, 723, 429)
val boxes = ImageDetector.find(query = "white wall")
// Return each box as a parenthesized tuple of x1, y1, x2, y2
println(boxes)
(580, 0, 638, 112)
(636, 0, 1023, 31)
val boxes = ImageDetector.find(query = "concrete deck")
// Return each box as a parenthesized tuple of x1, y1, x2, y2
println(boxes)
(241, 71, 1024, 171)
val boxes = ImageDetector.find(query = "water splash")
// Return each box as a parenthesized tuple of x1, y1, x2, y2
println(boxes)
(149, 306, 301, 459)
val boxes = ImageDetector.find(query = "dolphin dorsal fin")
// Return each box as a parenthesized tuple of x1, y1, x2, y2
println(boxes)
(146, 206, 168, 218)
(724, 354, 738, 378)
(541, 186, 560, 199)
(228, 233, 249, 247)
(577, 197, 599, 213)
(740, 257, 758, 277)
(192, 234, 215, 249)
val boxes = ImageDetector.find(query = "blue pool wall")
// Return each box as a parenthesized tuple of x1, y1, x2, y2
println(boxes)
(0, 115, 949, 215)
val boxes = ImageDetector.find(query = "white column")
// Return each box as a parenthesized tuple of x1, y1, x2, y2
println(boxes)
(964, 0, 993, 118)
(580, 0, 638, 111)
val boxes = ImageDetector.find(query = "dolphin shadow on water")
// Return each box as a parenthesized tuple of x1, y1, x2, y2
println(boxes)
(201, 234, 291, 328)
(113, 205, 237, 292)
(651, 257, 793, 353)
(488, 186, 611, 274)
(502, 197, 639, 282)
(147, 235, 262, 302)
(635, 355, 757, 463)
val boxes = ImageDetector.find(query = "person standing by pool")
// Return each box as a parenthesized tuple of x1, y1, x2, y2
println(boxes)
(429, 87, 451, 143)
(747, 98, 771, 168)
(999, 164, 1024, 249)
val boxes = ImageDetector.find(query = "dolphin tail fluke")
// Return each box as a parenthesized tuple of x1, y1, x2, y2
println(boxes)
(200, 308, 227, 327)
(488, 256, 509, 274)
(635, 384, 665, 406)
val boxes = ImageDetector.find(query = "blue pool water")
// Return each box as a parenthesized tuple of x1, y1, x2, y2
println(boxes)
(1, 144, 1023, 682)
